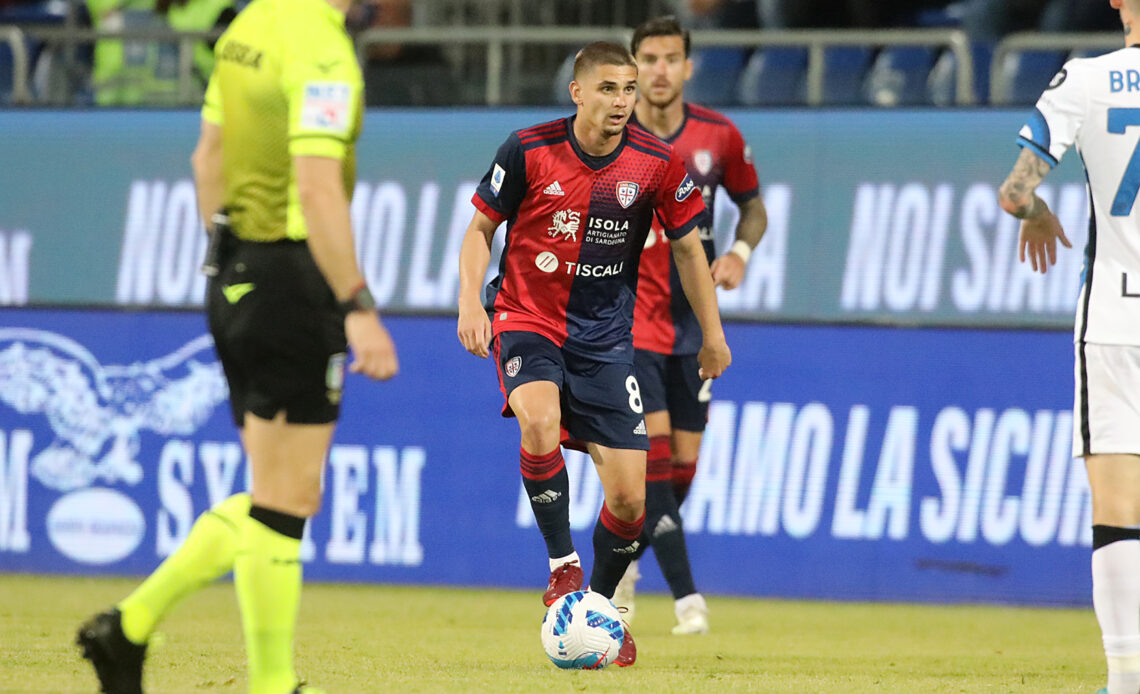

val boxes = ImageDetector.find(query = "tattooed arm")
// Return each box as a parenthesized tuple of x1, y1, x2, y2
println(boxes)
(997, 148, 1072, 273)
(998, 148, 1053, 219)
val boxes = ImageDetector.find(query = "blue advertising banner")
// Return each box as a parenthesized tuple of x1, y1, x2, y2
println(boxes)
(0, 109, 1092, 328)
(0, 308, 1088, 605)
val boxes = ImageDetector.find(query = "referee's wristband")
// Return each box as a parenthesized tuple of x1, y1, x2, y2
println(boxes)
(729, 240, 753, 264)
(338, 282, 376, 315)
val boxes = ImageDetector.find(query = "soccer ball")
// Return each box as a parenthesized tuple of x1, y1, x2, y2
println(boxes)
(540, 590, 625, 669)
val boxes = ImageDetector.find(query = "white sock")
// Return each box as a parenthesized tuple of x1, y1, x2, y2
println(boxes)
(549, 551, 580, 572)
(1093, 539, 1140, 694)
(674, 592, 707, 617)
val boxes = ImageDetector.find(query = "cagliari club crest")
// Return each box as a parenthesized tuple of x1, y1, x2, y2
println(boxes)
(616, 181, 639, 209)
(693, 150, 713, 176)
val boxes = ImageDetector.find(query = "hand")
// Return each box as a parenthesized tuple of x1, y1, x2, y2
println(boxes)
(457, 299, 493, 358)
(345, 312, 398, 380)
(697, 333, 731, 380)
(710, 252, 746, 289)
(1018, 210, 1071, 274)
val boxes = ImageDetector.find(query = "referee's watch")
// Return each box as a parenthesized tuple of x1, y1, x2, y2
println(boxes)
(338, 283, 376, 315)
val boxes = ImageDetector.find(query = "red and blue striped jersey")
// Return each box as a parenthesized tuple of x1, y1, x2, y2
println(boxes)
(472, 116, 706, 363)
(630, 103, 760, 355)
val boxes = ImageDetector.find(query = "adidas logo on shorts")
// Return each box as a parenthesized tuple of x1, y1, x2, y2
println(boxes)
(633, 420, 646, 435)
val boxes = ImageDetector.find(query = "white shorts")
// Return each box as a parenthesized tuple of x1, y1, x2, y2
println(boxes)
(1074, 342, 1140, 457)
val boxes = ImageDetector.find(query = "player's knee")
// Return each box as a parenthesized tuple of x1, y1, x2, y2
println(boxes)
(606, 490, 646, 521)
(518, 411, 561, 451)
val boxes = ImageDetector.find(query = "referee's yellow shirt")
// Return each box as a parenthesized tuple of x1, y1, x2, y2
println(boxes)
(201, 0, 362, 241)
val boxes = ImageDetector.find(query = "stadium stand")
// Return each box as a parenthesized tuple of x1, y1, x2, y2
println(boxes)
(0, 0, 1126, 107)
(736, 46, 806, 106)
(687, 46, 750, 106)
(864, 45, 938, 106)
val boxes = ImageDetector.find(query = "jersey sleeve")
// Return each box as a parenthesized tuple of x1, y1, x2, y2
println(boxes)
(722, 122, 760, 205)
(1017, 59, 1088, 167)
(201, 71, 222, 125)
(471, 133, 527, 224)
(656, 151, 708, 240)
(281, 33, 361, 160)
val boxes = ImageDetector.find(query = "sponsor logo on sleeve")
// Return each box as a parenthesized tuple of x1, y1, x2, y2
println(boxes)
(616, 181, 639, 209)
(674, 175, 696, 202)
(491, 164, 506, 196)
(300, 82, 352, 133)
(1047, 69, 1067, 90)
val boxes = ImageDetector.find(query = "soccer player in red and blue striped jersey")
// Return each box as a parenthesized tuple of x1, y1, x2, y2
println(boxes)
(457, 41, 732, 667)
(614, 17, 769, 636)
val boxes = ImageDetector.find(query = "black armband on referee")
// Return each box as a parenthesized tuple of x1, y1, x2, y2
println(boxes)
(338, 282, 376, 315)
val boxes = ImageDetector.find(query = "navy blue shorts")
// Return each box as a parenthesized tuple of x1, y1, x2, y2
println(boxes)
(634, 349, 711, 432)
(493, 331, 649, 451)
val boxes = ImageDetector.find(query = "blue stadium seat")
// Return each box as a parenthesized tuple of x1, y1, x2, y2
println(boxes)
(687, 48, 749, 106)
(864, 46, 937, 106)
(1070, 48, 1114, 60)
(0, 44, 12, 104)
(994, 50, 1067, 105)
(927, 42, 993, 106)
(552, 52, 575, 106)
(820, 46, 874, 105)
(736, 47, 807, 106)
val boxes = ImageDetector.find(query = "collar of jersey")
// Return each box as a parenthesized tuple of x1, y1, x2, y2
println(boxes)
(630, 104, 688, 144)
(566, 115, 628, 171)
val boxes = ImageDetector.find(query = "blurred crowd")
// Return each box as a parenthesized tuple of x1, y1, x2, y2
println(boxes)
(0, 0, 1126, 106)
(681, 0, 1120, 40)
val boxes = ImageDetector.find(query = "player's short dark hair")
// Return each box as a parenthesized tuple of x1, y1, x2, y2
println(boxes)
(630, 16, 690, 58)
(573, 41, 637, 80)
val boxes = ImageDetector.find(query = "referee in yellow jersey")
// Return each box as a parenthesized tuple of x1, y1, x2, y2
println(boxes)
(76, 0, 396, 692)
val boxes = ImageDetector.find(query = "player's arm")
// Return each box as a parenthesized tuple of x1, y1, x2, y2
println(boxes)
(710, 195, 767, 290)
(296, 155, 398, 380)
(671, 230, 731, 379)
(457, 211, 499, 358)
(459, 133, 526, 358)
(997, 146, 1071, 274)
(191, 113, 224, 231)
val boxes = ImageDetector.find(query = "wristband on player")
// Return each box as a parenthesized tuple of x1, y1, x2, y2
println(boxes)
(338, 281, 376, 315)
(729, 239, 753, 264)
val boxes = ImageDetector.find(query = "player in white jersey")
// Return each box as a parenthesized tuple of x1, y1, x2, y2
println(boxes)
(998, 2, 1140, 693)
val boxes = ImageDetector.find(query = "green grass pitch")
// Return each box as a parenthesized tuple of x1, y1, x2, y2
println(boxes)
(0, 573, 1106, 693)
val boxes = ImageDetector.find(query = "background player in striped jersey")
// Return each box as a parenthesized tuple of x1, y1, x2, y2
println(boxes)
(457, 41, 731, 666)
(612, 16, 768, 636)
(998, 2, 1140, 691)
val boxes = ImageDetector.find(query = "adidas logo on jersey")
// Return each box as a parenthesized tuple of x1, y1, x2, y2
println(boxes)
(633, 420, 646, 435)
(531, 490, 562, 504)
(543, 181, 566, 196)
(653, 515, 679, 537)
(614, 540, 641, 554)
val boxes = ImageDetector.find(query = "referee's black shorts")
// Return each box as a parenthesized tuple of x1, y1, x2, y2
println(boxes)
(207, 238, 347, 426)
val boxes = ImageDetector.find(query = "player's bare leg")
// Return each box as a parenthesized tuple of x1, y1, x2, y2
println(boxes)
(1087, 454, 1140, 694)
(588, 443, 646, 666)
(239, 411, 332, 694)
(509, 381, 582, 604)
